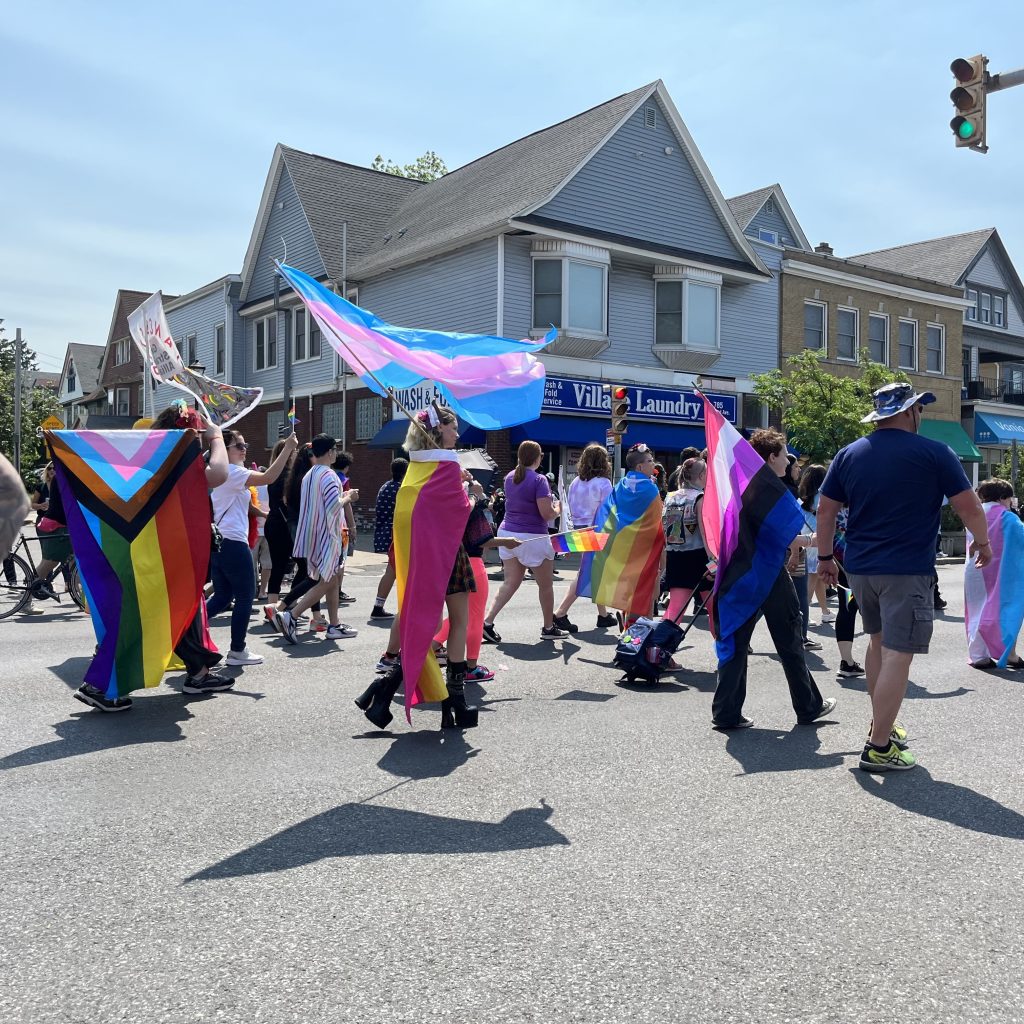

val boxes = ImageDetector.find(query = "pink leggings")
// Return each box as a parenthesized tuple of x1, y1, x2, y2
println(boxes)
(665, 586, 714, 630)
(435, 556, 489, 662)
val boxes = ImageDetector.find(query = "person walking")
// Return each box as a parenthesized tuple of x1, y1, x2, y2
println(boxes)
(816, 383, 991, 772)
(262, 439, 295, 609)
(370, 457, 408, 620)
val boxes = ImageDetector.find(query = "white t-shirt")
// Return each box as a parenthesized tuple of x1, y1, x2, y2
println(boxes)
(255, 484, 269, 537)
(211, 463, 254, 544)
(568, 475, 613, 527)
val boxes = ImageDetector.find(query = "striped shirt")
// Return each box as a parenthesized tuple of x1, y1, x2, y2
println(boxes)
(292, 464, 345, 581)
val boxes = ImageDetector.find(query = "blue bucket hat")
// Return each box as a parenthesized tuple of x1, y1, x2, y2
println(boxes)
(862, 382, 936, 423)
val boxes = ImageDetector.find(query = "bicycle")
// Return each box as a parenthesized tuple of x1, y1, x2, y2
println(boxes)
(0, 530, 88, 620)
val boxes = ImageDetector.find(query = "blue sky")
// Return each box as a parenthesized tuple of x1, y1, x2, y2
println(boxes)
(4, 0, 1024, 374)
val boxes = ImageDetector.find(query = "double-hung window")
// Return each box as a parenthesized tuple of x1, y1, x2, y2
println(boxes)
(531, 244, 609, 337)
(926, 323, 944, 374)
(967, 285, 1008, 328)
(653, 272, 721, 351)
(898, 318, 917, 370)
(215, 324, 225, 375)
(868, 313, 888, 364)
(803, 301, 826, 351)
(836, 307, 858, 361)
(184, 333, 198, 367)
(254, 315, 278, 371)
(291, 307, 322, 362)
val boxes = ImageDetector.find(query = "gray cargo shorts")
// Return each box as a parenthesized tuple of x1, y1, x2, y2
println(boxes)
(846, 573, 935, 654)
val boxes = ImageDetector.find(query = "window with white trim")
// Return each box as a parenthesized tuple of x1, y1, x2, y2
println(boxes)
(926, 323, 944, 374)
(836, 307, 858, 361)
(898, 318, 917, 370)
(803, 301, 826, 351)
(254, 315, 278, 371)
(993, 294, 1005, 327)
(966, 286, 1008, 328)
(293, 307, 307, 362)
(67, 365, 76, 393)
(215, 324, 225, 375)
(966, 289, 978, 321)
(757, 229, 779, 245)
(532, 257, 607, 336)
(115, 386, 130, 417)
(654, 279, 720, 350)
(868, 313, 888, 364)
(980, 293, 991, 324)
(355, 397, 383, 441)
(183, 333, 197, 367)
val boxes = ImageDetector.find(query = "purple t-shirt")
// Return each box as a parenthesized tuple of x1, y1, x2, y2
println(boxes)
(501, 469, 551, 533)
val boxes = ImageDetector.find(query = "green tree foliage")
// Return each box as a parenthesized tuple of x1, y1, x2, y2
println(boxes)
(370, 150, 448, 181)
(752, 350, 907, 462)
(0, 332, 64, 476)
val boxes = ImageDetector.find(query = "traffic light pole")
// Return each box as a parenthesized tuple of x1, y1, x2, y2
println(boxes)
(988, 66, 1024, 93)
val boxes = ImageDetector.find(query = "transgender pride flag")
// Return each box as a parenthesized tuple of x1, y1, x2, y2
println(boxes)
(277, 262, 554, 431)
(699, 394, 804, 661)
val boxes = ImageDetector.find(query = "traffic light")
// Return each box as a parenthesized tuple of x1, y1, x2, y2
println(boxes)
(610, 385, 630, 435)
(950, 54, 988, 152)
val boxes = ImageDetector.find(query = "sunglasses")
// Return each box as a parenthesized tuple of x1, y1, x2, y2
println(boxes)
(232, 442, 249, 450)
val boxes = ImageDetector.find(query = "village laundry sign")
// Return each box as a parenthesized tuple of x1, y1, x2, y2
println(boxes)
(542, 376, 737, 424)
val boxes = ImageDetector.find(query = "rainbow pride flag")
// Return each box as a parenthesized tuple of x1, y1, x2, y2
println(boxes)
(46, 430, 211, 699)
(699, 393, 804, 661)
(393, 451, 471, 719)
(579, 472, 665, 617)
(964, 502, 1024, 668)
(550, 529, 608, 554)
(276, 262, 554, 431)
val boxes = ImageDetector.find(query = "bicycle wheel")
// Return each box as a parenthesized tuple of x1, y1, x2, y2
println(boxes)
(0, 553, 33, 620)
(65, 557, 89, 613)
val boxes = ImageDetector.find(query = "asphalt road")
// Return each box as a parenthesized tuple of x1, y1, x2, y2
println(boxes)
(2, 557, 1022, 1023)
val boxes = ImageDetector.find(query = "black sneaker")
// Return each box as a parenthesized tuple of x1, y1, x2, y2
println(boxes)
(596, 613, 617, 628)
(551, 614, 578, 634)
(934, 597, 947, 610)
(183, 672, 235, 694)
(540, 625, 568, 639)
(370, 606, 393, 620)
(837, 660, 864, 677)
(712, 715, 755, 730)
(481, 622, 502, 644)
(73, 684, 132, 712)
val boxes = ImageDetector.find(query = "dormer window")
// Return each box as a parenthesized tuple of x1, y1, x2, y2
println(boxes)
(757, 229, 779, 245)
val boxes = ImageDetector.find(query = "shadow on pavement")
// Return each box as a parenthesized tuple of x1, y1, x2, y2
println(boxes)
(556, 690, 615, 702)
(0, 694, 199, 770)
(498, 641, 566, 663)
(835, 676, 973, 700)
(47, 656, 95, 690)
(724, 726, 856, 775)
(852, 767, 1024, 840)
(376, 729, 480, 779)
(185, 799, 570, 881)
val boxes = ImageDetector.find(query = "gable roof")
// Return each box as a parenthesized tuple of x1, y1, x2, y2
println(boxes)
(350, 81, 768, 280)
(104, 289, 164, 347)
(60, 342, 105, 393)
(727, 183, 811, 251)
(239, 145, 421, 301)
(850, 228, 996, 286)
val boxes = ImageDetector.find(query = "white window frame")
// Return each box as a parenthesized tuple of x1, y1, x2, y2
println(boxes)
(897, 318, 918, 371)
(836, 306, 859, 362)
(925, 322, 945, 374)
(980, 292, 992, 324)
(183, 333, 198, 367)
(867, 312, 889, 365)
(254, 314, 278, 372)
(114, 386, 130, 417)
(803, 300, 827, 352)
(993, 294, 1005, 328)
(531, 245, 610, 340)
(757, 228, 779, 245)
(652, 274, 722, 352)
(966, 288, 978, 321)
(291, 307, 323, 364)
(214, 323, 225, 376)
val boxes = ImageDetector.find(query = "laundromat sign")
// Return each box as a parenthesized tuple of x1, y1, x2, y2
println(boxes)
(542, 376, 737, 424)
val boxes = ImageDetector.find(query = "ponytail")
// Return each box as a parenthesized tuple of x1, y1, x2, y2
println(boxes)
(513, 440, 542, 485)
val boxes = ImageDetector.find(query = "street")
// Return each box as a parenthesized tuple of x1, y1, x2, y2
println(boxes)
(2, 557, 1022, 1024)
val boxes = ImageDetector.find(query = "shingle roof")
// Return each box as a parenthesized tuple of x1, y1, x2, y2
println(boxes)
(108, 289, 163, 344)
(66, 343, 104, 391)
(849, 228, 995, 286)
(350, 83, 658, 278)
(279, 147, 422, 282)
(726, 185, 778, 230)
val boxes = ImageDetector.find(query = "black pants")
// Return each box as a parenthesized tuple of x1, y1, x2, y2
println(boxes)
(282, 557, 320, 612)
(174, 608, 222, 678)
(265, 513, 293, 595)
(835, 564, 859, 643)
(713, 569, 824, 725)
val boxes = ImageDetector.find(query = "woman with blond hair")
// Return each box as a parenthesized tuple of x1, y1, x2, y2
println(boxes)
(482, 440, 566, 642)
(552, 442, 616, 632)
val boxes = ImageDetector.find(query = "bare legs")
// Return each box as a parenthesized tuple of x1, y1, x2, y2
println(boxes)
(864, 633, 914, 747)
(485, 558, 527, 626)
(530, 558, 556, 629)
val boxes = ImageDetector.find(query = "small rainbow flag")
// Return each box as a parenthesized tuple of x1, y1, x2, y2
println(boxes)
(551, 529, 608, 554)
(287, 402, 296, 425)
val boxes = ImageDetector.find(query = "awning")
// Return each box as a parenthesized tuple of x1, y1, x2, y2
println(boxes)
(919, 419, 982, 461)
(972, 412, 1024, 449)
(510, 415, 705, 452)
(366, 416, 485, 450)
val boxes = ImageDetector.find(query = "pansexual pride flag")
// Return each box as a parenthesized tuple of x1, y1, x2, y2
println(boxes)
(550, 528, 608, 554)
(276, 262, 554, 431)
(393, 451, 471, 719)
(46, 430, 211, 699)
(699, 394, 804, 661)
(964, 502, 1024, 668)
(579, 473, 665, 617)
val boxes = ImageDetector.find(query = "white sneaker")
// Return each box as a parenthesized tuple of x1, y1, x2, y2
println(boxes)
(326, 624, 358, 639)
(226, 648, 264, 666)
(820, 611, 836, 623)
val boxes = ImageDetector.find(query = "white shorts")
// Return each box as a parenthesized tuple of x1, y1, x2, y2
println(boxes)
(497, 528, 555, 567)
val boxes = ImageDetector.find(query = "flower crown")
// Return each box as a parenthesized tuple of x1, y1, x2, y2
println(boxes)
(628, 442, 649, 453)
(416, 405, 441, 429)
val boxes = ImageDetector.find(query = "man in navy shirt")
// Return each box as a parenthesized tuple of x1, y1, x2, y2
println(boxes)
(816, 383, 991, 772)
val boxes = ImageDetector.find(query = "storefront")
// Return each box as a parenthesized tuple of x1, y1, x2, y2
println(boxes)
(968, 409, 1024, 483)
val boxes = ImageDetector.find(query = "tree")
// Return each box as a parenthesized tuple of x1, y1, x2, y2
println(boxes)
(751, 350, 907, 462)
(370, 150, 448, 181)
(0, 332, 64, 478)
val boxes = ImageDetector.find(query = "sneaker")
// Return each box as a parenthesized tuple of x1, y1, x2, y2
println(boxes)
(837, 660, 864, 677)
(226, 648, 264, 666)
(183, 671, 235, 694)
(970, 658, 996, 670)
(934, 597, 948, 610)
(326, 624, 358, 640)
(802, 638, 823, 651)
(820, 611, 836, 624)
(596, 613, 617, 628)
(433, 644, 448, 666)
(73, 684, 132, 712)
(370, 606, 393, 620)
(482, 622, 502, 644)
(309, 616, 329, 633)
(868, 722, 910, 751)
(859, 742, 917, 772)
(274, 609, 297, 645)
(338, 591, 356, 605)
(375, 653, 400, 673)
(465, 665, 495, 682)
(540, 625, 568, 639)
(264, 604, 281, 631)
(800, 696, 838, 724)
(20, 603, 45, 616)
(712, 715, 755, 730)
(551, 614, 578, 634)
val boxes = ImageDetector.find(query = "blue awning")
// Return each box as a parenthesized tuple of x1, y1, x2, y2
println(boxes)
(366, 416, 485, 449)
(973, 411, 1024, 446)
(510, 415, 705, 452)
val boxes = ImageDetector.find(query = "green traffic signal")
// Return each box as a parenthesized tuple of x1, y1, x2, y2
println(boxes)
(958, 120, 976, 139)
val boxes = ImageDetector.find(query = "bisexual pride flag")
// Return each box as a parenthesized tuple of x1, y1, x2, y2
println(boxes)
(276, 262, 553, 431)
(699, 394, 804, 662)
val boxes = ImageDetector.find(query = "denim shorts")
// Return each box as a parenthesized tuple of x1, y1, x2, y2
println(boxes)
(846, 573, 934, 654)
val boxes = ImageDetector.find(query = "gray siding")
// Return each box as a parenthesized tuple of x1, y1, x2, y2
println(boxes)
(502, 234, 533, 339)
(746, 203, 799, 249)
(244, 310, 285, 393)
(359, 238, 499, 335)
(535, 96, 744, 264)
(607, 261, 659, 369)
(968, 247, 1024, 335)
(718, 240, 780, 377)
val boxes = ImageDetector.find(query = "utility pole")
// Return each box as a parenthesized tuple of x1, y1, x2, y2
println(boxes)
(340, 220, 348, 450)
(13, 328, 23, 475)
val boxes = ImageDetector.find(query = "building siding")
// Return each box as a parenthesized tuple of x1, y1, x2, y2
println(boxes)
(967, 247, 1024, 336)
(718, 240, 780, 378)
(745, 203, 798, 249)
(535, 96, 744, 264)
(503, 235, 533, 340)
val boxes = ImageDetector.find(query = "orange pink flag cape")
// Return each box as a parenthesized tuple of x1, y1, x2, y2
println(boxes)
(392, 450, 471, 720)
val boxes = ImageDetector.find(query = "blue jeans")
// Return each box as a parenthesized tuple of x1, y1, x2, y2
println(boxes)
(206, 539, 256, 653)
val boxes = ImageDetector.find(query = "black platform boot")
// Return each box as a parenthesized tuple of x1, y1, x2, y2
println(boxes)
(354, 676, 383, 711)
(440, 662, 478, 730)
(365, 664, 404, 729)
